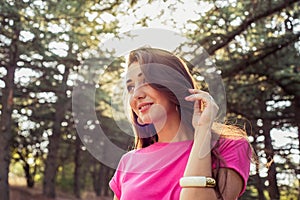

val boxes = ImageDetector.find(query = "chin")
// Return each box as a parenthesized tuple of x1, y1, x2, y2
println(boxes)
(141, 118, 153, 125)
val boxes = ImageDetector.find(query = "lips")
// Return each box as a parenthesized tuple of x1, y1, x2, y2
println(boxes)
(138, 102, 153, 112)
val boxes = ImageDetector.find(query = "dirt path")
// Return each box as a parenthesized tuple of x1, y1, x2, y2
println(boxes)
(10, 186, 111, 200)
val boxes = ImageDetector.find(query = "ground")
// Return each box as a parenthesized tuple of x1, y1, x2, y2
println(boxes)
(9, 175, 111, 200)
(10, 185, 111, 200)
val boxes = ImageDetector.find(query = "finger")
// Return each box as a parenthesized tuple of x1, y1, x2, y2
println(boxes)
(193, 99, 203, 112)
(185, 93, 212, 104)
(188, 88, 208, 95)
(185, 92, 219, 113)
(187, 89, 215, 102)
(185, 95, 207, 112)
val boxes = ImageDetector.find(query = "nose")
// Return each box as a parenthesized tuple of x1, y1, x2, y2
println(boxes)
(133, 85, 146, 100)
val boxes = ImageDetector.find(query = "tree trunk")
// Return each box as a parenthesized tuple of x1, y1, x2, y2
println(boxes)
(17, 151, 35, 188)
(0, 27, 19, 200)
(254, 174, 266, 200)
(74, 136, 82, 199)
(43, 68, 70, 198)
(24, 162, 35, 188)
(103, 166, 110, 196)
(263, 119, 280, 200)
(0, 77, 15, 200)
(253, 138, 266, 200)
(42, 116, 62, 198)
(92, 163, 104, 196)
(294, 96, 300, 200)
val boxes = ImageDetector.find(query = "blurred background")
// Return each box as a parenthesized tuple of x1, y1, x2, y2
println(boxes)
(0, 0, 299, 199)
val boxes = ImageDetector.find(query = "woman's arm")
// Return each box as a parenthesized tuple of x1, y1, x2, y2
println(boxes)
(113, 195, 119, 200)
(213, 168, 243, 199)
(181, 89, 244, 199)
(180, 125, 217, 199)
(180, 125, 243, 200)
(181, 167, 243, 199)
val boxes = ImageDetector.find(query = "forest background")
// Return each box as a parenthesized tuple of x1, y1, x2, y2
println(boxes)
(0, 0, 299, 200)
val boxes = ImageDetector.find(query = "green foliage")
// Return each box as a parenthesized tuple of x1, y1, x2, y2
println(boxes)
(1, 0, 299, 199)
(184, 0, 300, 199)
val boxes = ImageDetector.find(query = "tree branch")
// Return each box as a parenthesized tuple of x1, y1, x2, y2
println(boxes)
(221, 32, 300, 77)
(207, 0, 299, 54)
(191, 0, 299, 68)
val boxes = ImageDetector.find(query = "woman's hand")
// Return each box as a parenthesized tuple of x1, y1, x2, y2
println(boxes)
(181, 89, 220, 199)
(185, 89, 219, 129)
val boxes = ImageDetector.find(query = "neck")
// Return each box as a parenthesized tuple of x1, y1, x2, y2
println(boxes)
(154, 112, 193, 143)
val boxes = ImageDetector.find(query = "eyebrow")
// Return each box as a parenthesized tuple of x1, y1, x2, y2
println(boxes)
(126, 73, 143, 84)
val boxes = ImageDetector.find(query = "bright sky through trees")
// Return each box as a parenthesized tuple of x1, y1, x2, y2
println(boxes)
(2, 0, 298, 191)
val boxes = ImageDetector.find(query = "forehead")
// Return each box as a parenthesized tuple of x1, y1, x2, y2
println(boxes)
(125, 62, 143, 80)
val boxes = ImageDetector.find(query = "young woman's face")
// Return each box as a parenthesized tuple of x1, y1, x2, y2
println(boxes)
(126, 62, 177, 125)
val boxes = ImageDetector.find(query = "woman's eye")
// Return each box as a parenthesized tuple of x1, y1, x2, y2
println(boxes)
(127, 85, 134, 92)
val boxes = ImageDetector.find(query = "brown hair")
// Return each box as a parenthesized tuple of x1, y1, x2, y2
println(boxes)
(127, 47, 197, 148)
(126, 47, 252, 198)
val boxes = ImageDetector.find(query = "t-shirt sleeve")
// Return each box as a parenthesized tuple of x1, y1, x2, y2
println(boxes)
(218, 138, 252, 196)
(109, 176, 121, 199)
(109, 156, 125, 199)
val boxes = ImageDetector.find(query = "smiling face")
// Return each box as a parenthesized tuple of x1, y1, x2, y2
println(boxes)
(126, 47, 197, 147)
(126, 62, 178, 126)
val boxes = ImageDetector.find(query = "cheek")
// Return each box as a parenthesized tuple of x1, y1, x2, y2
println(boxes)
(158, 95, 173, 111)
(129, 95, 137, 112)
(150, 104, 167, 118)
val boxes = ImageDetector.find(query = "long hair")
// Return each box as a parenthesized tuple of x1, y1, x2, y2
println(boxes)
(125, 47, 251, 198)
(127, 47, 197, 148)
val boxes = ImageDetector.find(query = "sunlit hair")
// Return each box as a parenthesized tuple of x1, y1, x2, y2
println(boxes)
(125, 47, 249, 145)
(126, 47, 197, 148)
(124, 47, 253, 198)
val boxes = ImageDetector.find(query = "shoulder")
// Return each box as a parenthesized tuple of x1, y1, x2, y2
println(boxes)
(213, 136, 252, 179)
(216, 136, 252, 163)
(212, 134, 253, 170)
(218, 137, 251, 153)
(213, 137, 252, 196)
(114, 149, 136, 170)
(118, 149, 137, 163)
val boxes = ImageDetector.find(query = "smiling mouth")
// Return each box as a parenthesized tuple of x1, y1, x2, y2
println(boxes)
(139, 103, 153, 112)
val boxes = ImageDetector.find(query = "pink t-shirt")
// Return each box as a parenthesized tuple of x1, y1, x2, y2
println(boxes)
(109, 138, 251, 200)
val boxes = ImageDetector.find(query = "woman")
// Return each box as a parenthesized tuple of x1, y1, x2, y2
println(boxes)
(109, 47, 252, 200)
